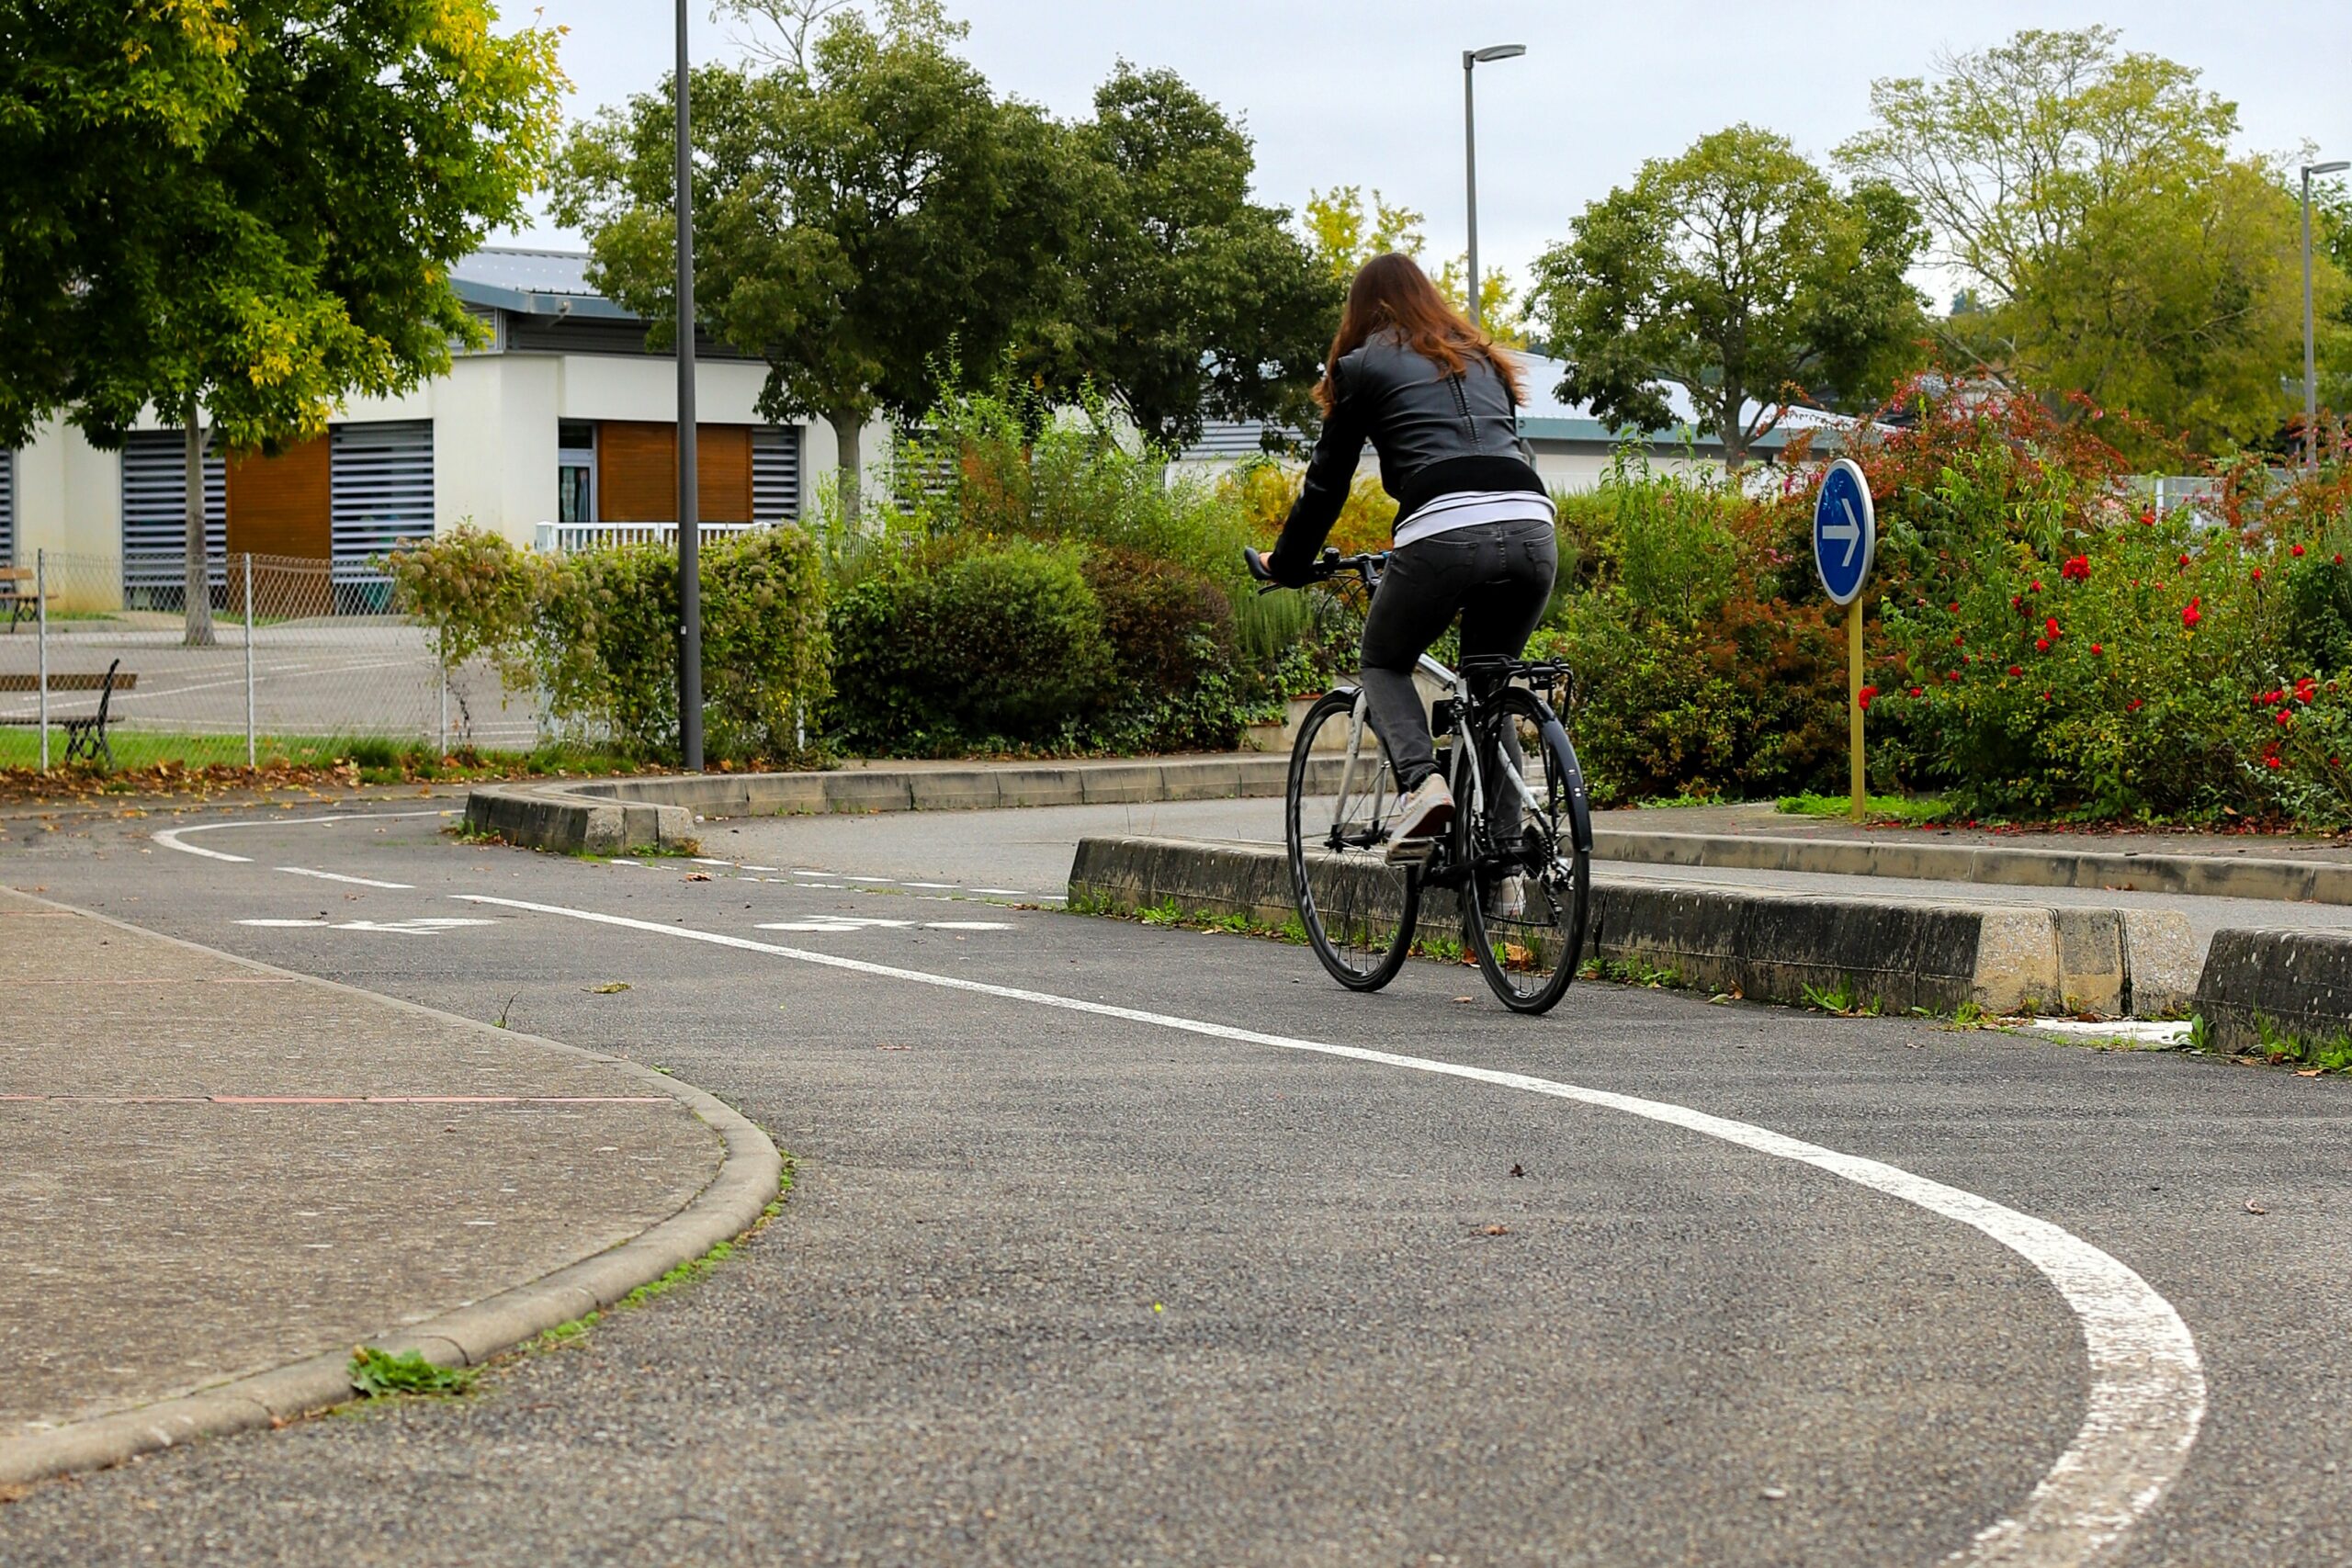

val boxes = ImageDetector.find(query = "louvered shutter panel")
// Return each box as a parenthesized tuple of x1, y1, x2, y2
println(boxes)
(330, 422, 434, 598)
(120, 431, 226, 599)
(753, 425, 803, 524)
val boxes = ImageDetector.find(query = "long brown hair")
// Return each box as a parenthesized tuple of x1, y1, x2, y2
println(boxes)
(1315, 252, 1524, 412)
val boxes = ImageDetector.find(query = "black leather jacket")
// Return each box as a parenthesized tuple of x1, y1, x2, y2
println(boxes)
(1266, 333, 1544, 585)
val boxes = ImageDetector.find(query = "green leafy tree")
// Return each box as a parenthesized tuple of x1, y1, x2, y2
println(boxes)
(555, 0, 1077, 521)
(0, 0, 564, 643)
(1302, 186, 1527, 344)
(1529, 125, 1926, 468)
(1839, 27, 2341, 460)
(1035, 64, 1330, 452)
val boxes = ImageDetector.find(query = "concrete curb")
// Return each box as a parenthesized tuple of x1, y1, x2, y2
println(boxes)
(1594, 827, 2352, 907)
(467, 754, 1351, 855)
(1068, 834, 2199, 1019)
(2193, 928, 2352, 1055)
(0, 893, 785, 1491)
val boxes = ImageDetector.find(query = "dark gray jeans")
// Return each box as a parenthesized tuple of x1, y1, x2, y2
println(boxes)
(1360, 516, 1558, 790)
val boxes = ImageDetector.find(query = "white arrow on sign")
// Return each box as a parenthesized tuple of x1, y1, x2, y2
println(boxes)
(1823, 494, 1863, 568)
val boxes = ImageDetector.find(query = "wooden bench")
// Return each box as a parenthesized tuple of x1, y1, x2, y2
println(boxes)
(0, 568, 38, 633)
(0, 660, 137, 764)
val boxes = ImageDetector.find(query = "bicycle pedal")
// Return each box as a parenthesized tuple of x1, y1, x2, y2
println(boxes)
(1383, 837, 1438, 866)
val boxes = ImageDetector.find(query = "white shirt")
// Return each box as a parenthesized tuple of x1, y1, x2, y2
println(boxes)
(1393, 488, 1558, 549)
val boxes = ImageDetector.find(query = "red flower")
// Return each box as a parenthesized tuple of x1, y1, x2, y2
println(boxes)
(1857, 685, 1879, 711)
(2007, 664, 2024, 677)
(2140, 508, 2155, 525)
(2010, 594, 2024, 611)
(1946, 671, 1961, 682)
(2030, 580, 2043, 592)
(2041, 691, 2052, 701)
(2292, 544, 2307, 558)
(2044, 616, 2061, 638)
(1907, 685, 1924, 698)
(2182, 598, 2202, 628)
(2336, 555, 2346, 567)
(2335, 757, 2344, 769)
(1947, 602, 1960, 613)
(2060, 555, 2090, 581)
(2267, 754, 2286, 770)
(2277, 709, 2295, 727)
(2090, 643, 2104, 656)
(2177, 554, 2191, 567)
(2035, 637, 2052, 652)
(2252, 569, 2264, 582)
(2128, 697, 2144, 711)
(1951, 635, 1964, 647)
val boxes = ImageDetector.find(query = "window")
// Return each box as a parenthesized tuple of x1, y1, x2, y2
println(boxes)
(120, 430, 226, 604)
(330, 421, 434, 610)
(752, 425, 802, 523)
(558, 420, 596, 523)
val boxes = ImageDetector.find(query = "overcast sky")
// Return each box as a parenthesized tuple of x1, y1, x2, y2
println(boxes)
(513, 0, 2352, 309)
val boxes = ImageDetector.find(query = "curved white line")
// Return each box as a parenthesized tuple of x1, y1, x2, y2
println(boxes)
(458, 891, 2205, 1567)
(151, 808, 456, 863)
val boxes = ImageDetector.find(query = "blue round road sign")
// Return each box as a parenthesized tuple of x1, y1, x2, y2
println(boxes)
(1814, 457, 1875, 605)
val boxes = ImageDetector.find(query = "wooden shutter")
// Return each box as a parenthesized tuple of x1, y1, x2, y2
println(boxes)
(226, 436, 331, 560)
(597, 422, 676, 523)
(596, 422, 755, 523)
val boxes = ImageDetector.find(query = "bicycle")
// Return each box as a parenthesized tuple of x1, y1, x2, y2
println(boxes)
(1246, 547, 1595, 1014)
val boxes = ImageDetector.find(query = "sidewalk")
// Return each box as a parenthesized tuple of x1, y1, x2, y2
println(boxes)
(0, 888, 775, 1485)
(1595, 801, 2352, 862)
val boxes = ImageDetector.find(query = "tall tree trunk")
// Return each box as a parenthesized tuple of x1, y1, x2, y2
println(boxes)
(183, 398, 215, 647)
(831, 410, 862, 525)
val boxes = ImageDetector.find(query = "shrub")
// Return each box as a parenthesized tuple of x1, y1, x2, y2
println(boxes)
(827, 536, 1112, 755)
(1084, 548, 1250, 752)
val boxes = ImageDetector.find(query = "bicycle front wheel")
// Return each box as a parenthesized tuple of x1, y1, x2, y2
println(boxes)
(1463, 688, 1593, 1015)
(1286, 688, 1419, 991)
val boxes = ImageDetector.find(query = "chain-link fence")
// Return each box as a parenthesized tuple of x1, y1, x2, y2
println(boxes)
(0, 551, 534, 771)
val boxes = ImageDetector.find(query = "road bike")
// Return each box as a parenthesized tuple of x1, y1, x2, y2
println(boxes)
(1248, 547, 1594, 1014)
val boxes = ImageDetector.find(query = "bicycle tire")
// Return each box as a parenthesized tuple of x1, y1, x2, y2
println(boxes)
(1286, 688, 1419, 991)
(1462, 686, 1593, 1015)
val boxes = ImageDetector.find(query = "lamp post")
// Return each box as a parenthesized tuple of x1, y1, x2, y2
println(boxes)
(674, 0, 703, 770)
(1462, 43, 1525, 330)
(2303, 160, 2349, 469)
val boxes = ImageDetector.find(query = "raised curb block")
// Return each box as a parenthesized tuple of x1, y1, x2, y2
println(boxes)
(1594, 828, 2352, 908)
(2193, 928, 2352, 1055)
(1068, 834, 2198, 1019)
(468, 755, 1351, 855)
(0, 894, 784, 1491)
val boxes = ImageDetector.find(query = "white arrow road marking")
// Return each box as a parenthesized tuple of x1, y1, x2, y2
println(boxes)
(755, 915, 1012, 933)
(459, 890, 2207, 1568)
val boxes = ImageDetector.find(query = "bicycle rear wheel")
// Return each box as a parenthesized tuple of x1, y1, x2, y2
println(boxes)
(1286, 688, 1419, 990)
(1462, 687, 1593, 1014)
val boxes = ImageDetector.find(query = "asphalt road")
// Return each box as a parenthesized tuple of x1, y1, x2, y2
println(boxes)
(2, 798, 2348, 1566)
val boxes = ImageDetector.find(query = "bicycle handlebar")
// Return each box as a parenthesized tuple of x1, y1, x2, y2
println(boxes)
(1241, 546, 1387, 591)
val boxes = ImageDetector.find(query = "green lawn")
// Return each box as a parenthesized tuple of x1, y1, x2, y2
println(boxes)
(0, 728, 650, 784)
(1776, 792, 1950, 824)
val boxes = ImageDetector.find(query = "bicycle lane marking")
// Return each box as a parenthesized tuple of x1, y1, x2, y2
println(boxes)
(458, 889, 2204, 1568)
(151, 809, 458, 865)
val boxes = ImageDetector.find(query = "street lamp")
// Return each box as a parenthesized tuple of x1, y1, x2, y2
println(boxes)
(675, 0, 703, 770)
(2303, 161, 2349, 469)
(1462, 42, 1526, 331)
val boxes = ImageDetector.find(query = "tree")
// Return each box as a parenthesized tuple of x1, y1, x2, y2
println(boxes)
(1033, 64, 1331, 452)
(0, 0, 563, 642)
(1529, 125, 1927, 468)
(1838, 27, 2340, 460)
(554, 0, 1077, 520)
(1302, 186, 1528, 344)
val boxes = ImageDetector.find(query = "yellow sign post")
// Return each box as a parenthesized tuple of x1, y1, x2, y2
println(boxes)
(1813, 457, 1876, 824)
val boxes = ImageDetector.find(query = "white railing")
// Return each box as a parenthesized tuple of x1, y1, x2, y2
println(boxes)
(533, 521, 767, 553)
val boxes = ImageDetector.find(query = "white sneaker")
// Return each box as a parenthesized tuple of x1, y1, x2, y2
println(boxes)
(1386, 773, 1454, 843)
(1488, 874, 1528, 921)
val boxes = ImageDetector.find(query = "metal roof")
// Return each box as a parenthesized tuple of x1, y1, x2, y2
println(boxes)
(450, 247, 635, 321)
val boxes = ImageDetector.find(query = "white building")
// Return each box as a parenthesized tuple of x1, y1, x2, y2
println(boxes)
(0, 248, 872, 604)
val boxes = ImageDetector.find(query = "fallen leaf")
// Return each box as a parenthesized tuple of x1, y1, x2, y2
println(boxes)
(683, 872, 712, 882)
(1478, 1224, 1511, 1236)
(876, 1043, 910, 1052)
(1759, 1486, 1788, 1502)
(1453, 996, 1476, 1004)
(588, 982, 631, 995)
(2244, 1199, 2268, 1215)
(1509, 1164, 1524, 1179)
(2296, 1067, 2325, 1077)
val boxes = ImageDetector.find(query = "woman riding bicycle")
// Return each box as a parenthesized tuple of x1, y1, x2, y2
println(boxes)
(1247, 252, 1557, 843)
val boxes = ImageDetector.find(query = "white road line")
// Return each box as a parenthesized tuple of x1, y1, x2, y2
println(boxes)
(458, 890, 2206, 1568)
(152, 808, 456, 863)
(277, 866, 413, 890)
(972, 887, 1030, 897)
(901, 882, 956, 888)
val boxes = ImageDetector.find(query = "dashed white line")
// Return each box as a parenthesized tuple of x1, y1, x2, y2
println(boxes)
(457, 890, 2207, 1568)
(277, 866, 413, 890)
